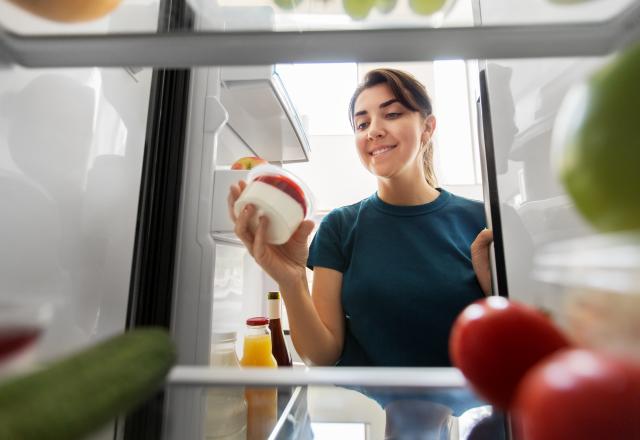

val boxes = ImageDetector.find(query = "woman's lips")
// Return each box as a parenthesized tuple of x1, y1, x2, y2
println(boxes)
(370, 144, 397, 156)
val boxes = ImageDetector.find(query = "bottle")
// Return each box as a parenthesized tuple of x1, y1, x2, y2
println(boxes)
(205, 331, 247, 440)
(240, 317, 278, 440)
(267, 291, 292, 367)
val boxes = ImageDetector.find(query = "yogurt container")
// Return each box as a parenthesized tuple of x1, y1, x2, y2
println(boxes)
(534, 232, 640, 361)
(234, 164, 314, 245)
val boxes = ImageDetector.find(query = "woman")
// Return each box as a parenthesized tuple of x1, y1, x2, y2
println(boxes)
(228, 68, 493, 367)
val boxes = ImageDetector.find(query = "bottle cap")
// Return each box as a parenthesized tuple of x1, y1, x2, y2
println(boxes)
(212, 331, 237, 343)
(246, 316, 269, 326)
(267, 291, 280, 300)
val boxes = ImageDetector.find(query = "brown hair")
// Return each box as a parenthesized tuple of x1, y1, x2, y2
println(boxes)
(349, 68, 437, 187)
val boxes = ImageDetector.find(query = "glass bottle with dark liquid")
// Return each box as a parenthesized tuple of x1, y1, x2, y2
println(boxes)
(267, 291, 292, 367)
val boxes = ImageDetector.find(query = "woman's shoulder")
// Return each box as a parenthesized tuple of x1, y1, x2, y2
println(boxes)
(443, 191, 486, 226)
(321, 196, 372, 225)
(446, 191, 484, 212)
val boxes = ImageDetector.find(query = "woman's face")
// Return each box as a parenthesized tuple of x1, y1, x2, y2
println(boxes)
(352, 83, 434, 181)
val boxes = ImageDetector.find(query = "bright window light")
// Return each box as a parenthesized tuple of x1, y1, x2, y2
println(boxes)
(276, 63, 358, 136)
(433, 60, 478, 186)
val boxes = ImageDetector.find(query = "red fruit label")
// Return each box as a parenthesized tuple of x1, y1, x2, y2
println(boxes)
(254, 175, 307, 216)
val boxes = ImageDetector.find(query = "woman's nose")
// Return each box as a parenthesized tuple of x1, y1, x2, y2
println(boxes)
(367, 121, 385, 140)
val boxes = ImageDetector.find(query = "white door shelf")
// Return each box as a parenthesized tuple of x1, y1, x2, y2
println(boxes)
(220, 66, 311, 164)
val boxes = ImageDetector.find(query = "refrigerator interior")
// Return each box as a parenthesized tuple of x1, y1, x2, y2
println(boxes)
(1, 1, 639, 440)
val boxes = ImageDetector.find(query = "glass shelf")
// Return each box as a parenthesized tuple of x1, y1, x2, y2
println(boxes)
(165, 366, 506, 440)
(0, 0, 636, 35)
(0, 0, 639, 68)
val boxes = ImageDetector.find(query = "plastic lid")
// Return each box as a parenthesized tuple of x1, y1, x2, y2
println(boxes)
(534, 232, 640, 294)
(246, 163, 315, 219)
(212, 331, 237, 343)
(246, 316, 269, 326)
(267, 291, 280, 300)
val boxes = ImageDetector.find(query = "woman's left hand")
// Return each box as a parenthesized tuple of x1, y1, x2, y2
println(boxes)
(471, 229, 494, 296)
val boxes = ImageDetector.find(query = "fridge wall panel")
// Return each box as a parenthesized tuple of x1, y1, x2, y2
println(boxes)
(0, 66, 152, 359)
(481, 56, 610, 317)
(166, 66, 220, 440)
(211, 169, 249, 232)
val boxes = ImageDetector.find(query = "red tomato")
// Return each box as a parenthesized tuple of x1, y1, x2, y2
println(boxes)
(449, 297, 570, 410)
(513, 349, 640, 440)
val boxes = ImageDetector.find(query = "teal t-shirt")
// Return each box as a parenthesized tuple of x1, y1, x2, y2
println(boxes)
(307, 189, 486, 367)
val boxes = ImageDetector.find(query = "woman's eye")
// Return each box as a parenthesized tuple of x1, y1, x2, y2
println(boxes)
(356, 121, 369, 130)
(386, 112, 401, 119)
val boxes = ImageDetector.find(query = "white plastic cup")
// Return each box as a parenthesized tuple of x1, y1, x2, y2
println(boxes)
(234, 164, 314, 245)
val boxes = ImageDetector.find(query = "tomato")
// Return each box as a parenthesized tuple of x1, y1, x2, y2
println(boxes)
(513, 349, 640, 440)
(449, 297, 570, 410)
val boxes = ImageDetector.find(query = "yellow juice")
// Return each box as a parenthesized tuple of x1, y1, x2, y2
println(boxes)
(241, 334, 278, 367)
(241, 332, 278, 440)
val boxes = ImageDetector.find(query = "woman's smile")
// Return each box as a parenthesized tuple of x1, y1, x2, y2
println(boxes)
(370, 144, 397, 157)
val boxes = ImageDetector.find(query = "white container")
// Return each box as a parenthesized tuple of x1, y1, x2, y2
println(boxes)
(233, 164, 314, 245)
(534, 233, 640, 361)
(206, 331, 247, 440)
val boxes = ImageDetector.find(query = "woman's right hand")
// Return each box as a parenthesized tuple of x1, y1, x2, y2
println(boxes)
(228, 180, 315, 286)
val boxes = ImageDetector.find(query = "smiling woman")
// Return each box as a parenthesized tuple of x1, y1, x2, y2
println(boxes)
(280, 61, 482, 212)
(227, 67, 494, 368)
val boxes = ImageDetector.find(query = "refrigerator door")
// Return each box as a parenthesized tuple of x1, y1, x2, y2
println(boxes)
(0, 66, 155, 439)
(477, 53, 613, 313)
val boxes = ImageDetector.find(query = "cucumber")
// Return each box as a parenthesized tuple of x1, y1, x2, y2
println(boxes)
(0, 327, 175, 440)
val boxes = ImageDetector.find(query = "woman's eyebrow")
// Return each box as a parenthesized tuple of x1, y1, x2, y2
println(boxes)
(354, 99, 400, 117)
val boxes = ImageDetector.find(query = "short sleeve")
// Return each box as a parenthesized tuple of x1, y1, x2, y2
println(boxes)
(307, 211, 347, 273)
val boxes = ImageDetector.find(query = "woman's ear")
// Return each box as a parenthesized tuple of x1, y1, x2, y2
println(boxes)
(421, 114, 436, 143)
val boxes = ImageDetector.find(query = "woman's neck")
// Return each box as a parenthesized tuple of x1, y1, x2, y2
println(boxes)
(377, 177, 440, 206)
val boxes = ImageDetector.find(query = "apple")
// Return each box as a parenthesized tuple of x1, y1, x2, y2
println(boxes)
(7, 0, 122, 22)
(375, 0, 397, 14)
(343, 0, 375, 20)
(273, 0, 304, 10)
(552, 42, 640, 232)
(230, 156, 268, 170)
(409, 0, 447, 15)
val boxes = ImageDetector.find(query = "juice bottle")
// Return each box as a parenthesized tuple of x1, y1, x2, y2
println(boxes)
(240, 317, 278, 440)
(205, 331, 247, 440)
(267, 292, 292, 367)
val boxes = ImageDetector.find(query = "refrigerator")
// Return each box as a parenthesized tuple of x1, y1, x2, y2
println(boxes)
(1, 0, 639, 439)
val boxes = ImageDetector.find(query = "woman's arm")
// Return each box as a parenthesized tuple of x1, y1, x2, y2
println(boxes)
(229, 181, 344, 366)
(280, 267, 345, 366)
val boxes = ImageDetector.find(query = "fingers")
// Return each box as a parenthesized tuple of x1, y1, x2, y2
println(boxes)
(290, 219, 315, 244)
(471, 228, 494, 252)
(227, 180, 247, 223)
(234, 202, 256, 252)
(471, 229, 493, 296)
(253, 214, 269, 262)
